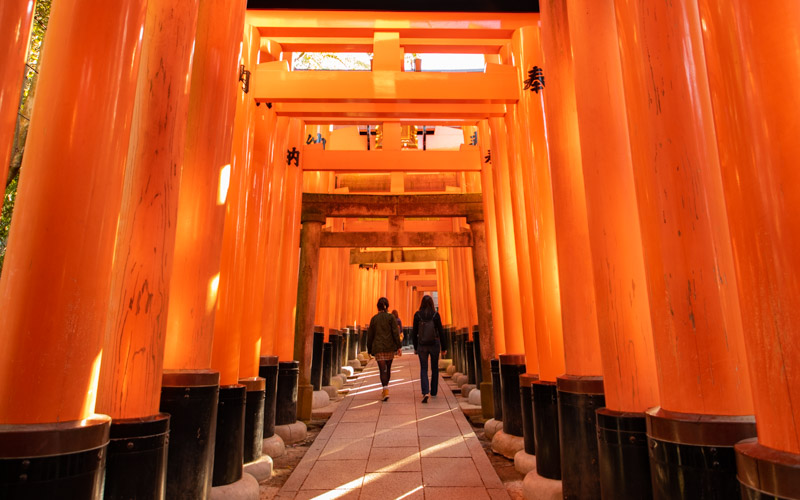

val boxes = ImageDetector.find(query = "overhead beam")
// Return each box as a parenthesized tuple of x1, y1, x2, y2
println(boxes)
(404, 279, 438, 287)
(275, 102, 507, 119)
(302, 148, 480, 172)
(343, 220, 455, 233)
(321, 231, 472, 247)
(303, 193, 483, 218)
(372, 262, 437, 271)
(350, 248, 448, 264)
(302, 118, 480, 127)
(263, 37, 508, 54)
(253, 63, 518, 104)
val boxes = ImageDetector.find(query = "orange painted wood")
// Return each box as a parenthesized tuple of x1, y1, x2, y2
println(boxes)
(0, 0, 34, 185)
(96, 0, 200, 420)
(539, 0, 602, 377)
(488, 116, 527, 359)
(614, 0, 752, 416)
(567, 0, 659, 412)
(0, 0, 147, 424)
(510, 27, 565, 383)
(478, 120, 506, 355)
(163, 0, 247, 371)
(300, 149, 481, 173)
(699, 0, 800, 452)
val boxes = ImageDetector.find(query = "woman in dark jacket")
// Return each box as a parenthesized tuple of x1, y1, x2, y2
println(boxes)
(367, 297, 402, 401)
(412, 295, 446, 403)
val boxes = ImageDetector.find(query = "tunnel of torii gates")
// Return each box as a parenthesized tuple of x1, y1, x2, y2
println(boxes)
(0, 1, 799, 499)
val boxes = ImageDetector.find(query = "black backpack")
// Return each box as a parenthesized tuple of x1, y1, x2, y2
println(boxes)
(419, 315, 437, 346)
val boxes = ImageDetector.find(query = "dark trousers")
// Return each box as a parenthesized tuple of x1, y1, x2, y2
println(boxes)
(418, 344, 440, 396)
(377, 359, 393, 387)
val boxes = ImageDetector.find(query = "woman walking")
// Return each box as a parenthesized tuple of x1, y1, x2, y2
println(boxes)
(367, 297, 402, 401)
(412, 295, 446, 403)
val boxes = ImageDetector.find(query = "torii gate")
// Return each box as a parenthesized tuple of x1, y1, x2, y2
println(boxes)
(292, 193, 494, 420)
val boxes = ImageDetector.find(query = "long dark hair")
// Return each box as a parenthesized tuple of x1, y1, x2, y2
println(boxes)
(419, 295, 435, 314)
(377, 297, 389, 312)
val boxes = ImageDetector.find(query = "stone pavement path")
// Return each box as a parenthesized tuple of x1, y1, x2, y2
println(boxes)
(276, 350, 510, 500)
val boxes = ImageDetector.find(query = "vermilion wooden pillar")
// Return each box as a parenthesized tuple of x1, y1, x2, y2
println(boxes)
(0, 0, 147, 496)
(567, 2, 660, 498)
(477, 120, 506, 356)
(94, 1, 200, 497)
(539, 1, 604, 491)
(615, 1, 756, 497)
(699, 1, 800, 497)
(0, 0, 34, 185)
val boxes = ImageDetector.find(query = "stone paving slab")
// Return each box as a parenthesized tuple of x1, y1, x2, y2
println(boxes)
(276, 353, 507, 499)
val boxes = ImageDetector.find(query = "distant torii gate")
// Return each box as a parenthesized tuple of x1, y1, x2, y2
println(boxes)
(293, 193, 495, 419)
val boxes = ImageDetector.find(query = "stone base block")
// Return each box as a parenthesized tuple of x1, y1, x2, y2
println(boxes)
(461, 383, 477, 397)
(438, 359, 453, 371)
(446, 365, 457, 375)
(322, 385, 339, 399)
(468, 388, 482, 406)
(312, 390, 330, 409)
(274, 421, 307, 446)
(522, 468, 563, 500)
(484, 418, 504, 440)
(358, 351, 370, 360)
(330, 375, 345, 389)
(514, 450, 537, 475)
(262, 434, 285, 458)
(452, 371, 463, 381)
(459, 400, 484, 422)
(209, 472, 259, 500)
(492, 429, 525, 459)
(455, 374, 469, 387)
(341, 366, 355, 377)
(244, 454, 273, 482)
(347, 359, 362, 371)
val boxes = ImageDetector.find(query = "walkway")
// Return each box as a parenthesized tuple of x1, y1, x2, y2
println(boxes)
(276, 350, 509, 499)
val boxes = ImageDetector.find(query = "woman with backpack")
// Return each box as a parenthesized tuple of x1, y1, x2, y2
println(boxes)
(412, 295, 446, 403)
(367, 297, 403, 401)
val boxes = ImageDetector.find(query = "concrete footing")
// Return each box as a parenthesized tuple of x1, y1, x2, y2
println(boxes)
(274, 421, 307, 445)
(311, 390, 330, 409)
(322, 385, 339, 399)
(461, 383, 477, 397)
(455, 374, 469, 387)
(438, 359, 453, 371)
(243, 454, 273, 482)
(346, 359, 362, 371)
(446, 365, 457, 376)
(330, 375, 345, 389)
(208, 472, 259, 500)
(522, 468, 563, 500)
(514, 450, 537, 475)
(484, 418, 504, 440)
(492, 429, 525, 459)
(340, 366, 354, 377)
(468, 388, 482, 405)
(262, 434, 285, 458)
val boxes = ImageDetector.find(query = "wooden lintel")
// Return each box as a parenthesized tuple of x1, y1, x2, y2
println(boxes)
(321, 231, 473, 248)
(253, 63, 518, 104)
(275, 102, 507, 119)
(303, 193, 483, 218)
(349, 248, 448, 264)
(302, 148, 480, 172)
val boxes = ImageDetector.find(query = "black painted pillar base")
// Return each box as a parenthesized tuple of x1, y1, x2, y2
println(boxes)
(499, 354, 526, 437)
(160, 370, 219, 499)
(466, 340, 477, 385)
(240, 378, 266, 464)
(472, 327, 483, 386)
(596, 408, 652, 500)
(533, 380, 561, 479)
(322, 343, 332, 387)
(276, 361, 299, 426)
(105, 414, 169, 500)
(212, 384, 246, 487)
(490, 358, 503, 421)
(520, 373, 538, 455)
(311, 328, 325, 391)
(736, 438, 800, 500)
(0, 415, 110, 499)
(557, 375, 605, 500)
(258, 356, 279, 439)
(646, 407, 756, 499)
(348, 327, 358, 360)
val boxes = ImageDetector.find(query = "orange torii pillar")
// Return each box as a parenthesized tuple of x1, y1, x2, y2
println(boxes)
(93, 1, 199, 498)
(568, 2, 660, 498)
(615, 1, 756, 496)
(160, 1, 244, 497)
(538, 2, 605, 492)
(0, 1, 147, 497)
(699, 1, 800, 497)
(477, 120, 507, 357)
(488, 115, 534, 449)
(0, 0, 34, 185)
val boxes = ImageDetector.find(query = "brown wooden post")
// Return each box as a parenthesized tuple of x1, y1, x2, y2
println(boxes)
(294, 213, 326, 421)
